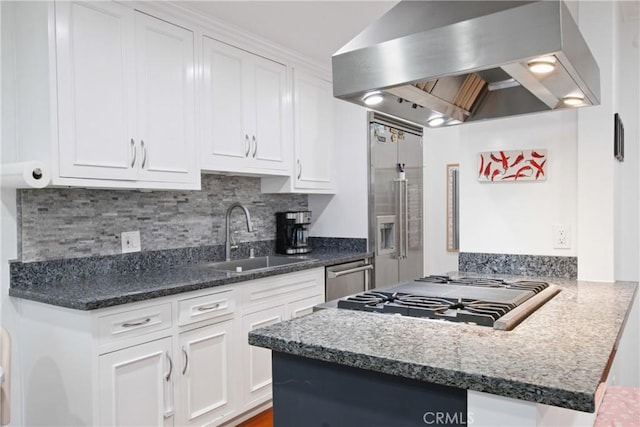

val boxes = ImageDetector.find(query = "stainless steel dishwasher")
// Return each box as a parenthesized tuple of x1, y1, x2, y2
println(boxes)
(325, 259, 373, 301)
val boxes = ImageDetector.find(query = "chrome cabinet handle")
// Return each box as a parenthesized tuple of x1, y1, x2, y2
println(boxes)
(141, 140, 147, 169)
(252, 136, 257, 158)
(245, 135, 250, 157)
(197, 303, 220, 312)
(121, 317, 151, 328)
(182, 347, 189, 375)
(165, 352, 173, 381)
(297, 160, 302, 179)
(130, 138, 137, 167)
(164, 351, 175, 419)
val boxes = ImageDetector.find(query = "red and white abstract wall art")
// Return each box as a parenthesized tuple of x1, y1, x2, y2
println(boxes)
(477, 149, 548, 182)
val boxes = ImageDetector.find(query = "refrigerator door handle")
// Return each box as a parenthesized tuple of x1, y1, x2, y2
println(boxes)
(395, 178, 407, 260)
(403, 179, 409, 259)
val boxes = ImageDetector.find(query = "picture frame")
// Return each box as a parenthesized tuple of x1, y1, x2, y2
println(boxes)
(446, 164, 459, 252)
(614, 113, 624, 162)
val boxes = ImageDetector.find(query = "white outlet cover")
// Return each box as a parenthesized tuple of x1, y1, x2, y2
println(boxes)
(552, 225, 570, 249)
(121, 231, 141, 253)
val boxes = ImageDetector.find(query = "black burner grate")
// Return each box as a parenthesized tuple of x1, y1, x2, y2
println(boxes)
(337, 275, 552, 326)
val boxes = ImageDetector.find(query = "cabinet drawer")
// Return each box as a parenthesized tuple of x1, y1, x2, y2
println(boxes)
(243, 269, 324, 308)
(178, 289, 235, 326)
(98, 303, 172, 344)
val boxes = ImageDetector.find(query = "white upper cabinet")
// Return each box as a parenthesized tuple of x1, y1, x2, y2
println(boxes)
(56, 1, 138, 181)
(261, 67, 335, 194)
(11, 1, 199, 189)
(201, 37, 290, 176)
(134, 11, 197, 184)
(293, 68, 333, 191)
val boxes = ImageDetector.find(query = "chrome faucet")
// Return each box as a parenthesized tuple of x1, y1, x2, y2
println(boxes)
(225, 202, 254, 261)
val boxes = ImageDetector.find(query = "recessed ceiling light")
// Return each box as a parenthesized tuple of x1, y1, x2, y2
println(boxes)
(427, 117, 446, 127)
(563, 96, 584, 106)
(527, 56, 557, 74)
(363, 92, 383, 106)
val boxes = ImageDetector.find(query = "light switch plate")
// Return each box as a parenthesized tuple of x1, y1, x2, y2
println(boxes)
(121, 231, 141, 253)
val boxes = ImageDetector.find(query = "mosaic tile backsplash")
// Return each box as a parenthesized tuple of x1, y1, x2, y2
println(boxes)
(17, 175, 308, 262)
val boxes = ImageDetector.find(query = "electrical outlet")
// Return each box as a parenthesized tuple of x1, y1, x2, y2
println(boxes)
(121, 231, 141, 253)
(553, 224, 570, 249)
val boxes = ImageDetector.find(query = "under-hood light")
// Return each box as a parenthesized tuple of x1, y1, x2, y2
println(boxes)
(427, 117, 446, 127)
(563, 96, 584, 106)
(527, 56, 557, 74)
(363, 92, 383, 106)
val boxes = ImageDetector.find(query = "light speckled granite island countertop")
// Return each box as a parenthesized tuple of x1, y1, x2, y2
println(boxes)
(248, 275, 638, 413)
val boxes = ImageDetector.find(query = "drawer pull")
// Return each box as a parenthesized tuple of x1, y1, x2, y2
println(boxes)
(121, 318, 151, 328)
(197, 303, 220, 312)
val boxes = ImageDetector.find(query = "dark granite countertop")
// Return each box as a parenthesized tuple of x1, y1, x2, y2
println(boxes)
(249, 273, 638, 413)
(9, 250, 372, 310)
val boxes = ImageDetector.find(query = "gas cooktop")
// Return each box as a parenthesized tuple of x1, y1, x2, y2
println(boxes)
(336, 275, 560, 330)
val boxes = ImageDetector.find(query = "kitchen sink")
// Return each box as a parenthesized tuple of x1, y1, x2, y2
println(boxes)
(202, 255, 315, 273)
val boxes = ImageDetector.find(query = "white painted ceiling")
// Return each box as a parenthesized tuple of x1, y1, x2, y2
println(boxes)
(179, 1, 399, 67)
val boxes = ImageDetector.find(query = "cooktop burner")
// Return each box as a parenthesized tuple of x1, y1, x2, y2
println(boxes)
(336, 275, 557, 329)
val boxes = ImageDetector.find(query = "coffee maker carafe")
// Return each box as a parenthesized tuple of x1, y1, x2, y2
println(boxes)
(276, 211, 312, 255)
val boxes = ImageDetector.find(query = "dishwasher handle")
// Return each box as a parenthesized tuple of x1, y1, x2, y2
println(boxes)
(327, 264, 373, 279)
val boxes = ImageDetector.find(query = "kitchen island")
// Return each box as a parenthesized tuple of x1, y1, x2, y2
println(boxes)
(249, 275, 638, 426)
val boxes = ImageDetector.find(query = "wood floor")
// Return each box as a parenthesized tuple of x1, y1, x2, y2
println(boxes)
(237, 408, 273, 427)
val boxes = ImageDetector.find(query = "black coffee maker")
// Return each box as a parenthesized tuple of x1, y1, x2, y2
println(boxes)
(276, 211, 312, 255)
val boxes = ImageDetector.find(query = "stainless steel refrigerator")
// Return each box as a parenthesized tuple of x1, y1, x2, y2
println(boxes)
(368, 112, 424, 289)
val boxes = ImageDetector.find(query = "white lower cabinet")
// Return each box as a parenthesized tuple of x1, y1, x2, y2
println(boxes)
(178, 320, 236, 427)
(240, 305, 286, 411)
(18, 267, 325, 427)
(238, 268, 325, 412)
(99, 337, 175, 427)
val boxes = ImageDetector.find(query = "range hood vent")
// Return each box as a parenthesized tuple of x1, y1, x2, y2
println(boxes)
(332, 0, 600, 128)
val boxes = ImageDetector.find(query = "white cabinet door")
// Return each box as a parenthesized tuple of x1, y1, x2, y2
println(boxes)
(201, 37, 289, 175)
(251, 56, 288, 171)
(56, 1, 137, 180)
(99, 337, 174, 427)
(178, 320, 236, 427)
(135, 11, 196, 184)
(201, 37, 250, 171)
(240, 305, 285, 410)
(293, 68, 333, 191)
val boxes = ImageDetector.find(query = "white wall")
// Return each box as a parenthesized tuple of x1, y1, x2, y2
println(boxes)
(577, 1, 617, 282)
(424, 126, 460, 275)
(308, 100, 368, 238)
(458, 110, 578, 256)
(1, 2, 24, 424)
(611, 0, 640, 388)
(613, 5, 639, 282)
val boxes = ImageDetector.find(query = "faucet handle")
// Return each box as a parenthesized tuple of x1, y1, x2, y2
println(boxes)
(230, 233, 238, 250)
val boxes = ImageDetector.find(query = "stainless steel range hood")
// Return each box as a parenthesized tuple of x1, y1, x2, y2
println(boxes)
(332, 0, 600, 128)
